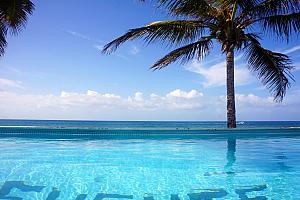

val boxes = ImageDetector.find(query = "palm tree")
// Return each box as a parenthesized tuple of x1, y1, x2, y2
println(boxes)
(102, 0, 298, 128)
(0, 0, 34, 56)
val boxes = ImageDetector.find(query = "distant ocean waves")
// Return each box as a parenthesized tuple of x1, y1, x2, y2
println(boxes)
(0, 119, 300, 129)
(0, 120, 300, 139)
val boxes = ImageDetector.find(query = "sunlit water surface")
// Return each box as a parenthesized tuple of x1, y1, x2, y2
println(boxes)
(0, 121, 300, 199)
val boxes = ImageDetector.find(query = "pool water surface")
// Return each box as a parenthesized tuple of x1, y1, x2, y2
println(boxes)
(0, 121, 300, 199)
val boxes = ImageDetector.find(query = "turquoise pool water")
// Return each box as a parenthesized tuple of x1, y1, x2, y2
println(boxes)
(0, 120, 300, 199)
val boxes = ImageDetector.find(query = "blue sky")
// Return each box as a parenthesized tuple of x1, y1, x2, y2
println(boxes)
(0, 0, 300, 121)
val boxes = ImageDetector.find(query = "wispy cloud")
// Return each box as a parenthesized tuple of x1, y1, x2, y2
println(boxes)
(283, 44, 300, 54)
(292, 62, 300, 71)
(0, 78, 23, 89)
(66, 30, 103, 43)
(186, 56, 252, 87)
(115, 54, 129, 60)
(0, 64, 22, 74)
(94, 44, 104, 51)
(130, 45, 140, 55)
(67, 30, 131, 60)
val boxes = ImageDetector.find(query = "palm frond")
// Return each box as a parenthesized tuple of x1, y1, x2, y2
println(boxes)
(259, 12, 300, 41)
(235, 0, 258, 9)
(0, 0, 34, 35)
(151, 37, 213, 70)
(158, 0, 218, 19)
(239, 0, 300, 20)
(217, 0, 258, 10)
(238, 0, 300, 24)
(102, 20, 207, 54)
(244, 34, 294, 101)
(0, 25, 7, 56)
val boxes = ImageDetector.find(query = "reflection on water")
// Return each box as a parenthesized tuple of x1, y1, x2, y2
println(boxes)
(224, 139, 268, 199)
(276, 153, 292, 172)
(0, 135, 300, 199)
(225, 139, 236, 173)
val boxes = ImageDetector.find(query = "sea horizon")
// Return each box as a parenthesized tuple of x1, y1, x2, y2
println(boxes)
(1, 119, 300, 122)
(1, 119, 300, 130)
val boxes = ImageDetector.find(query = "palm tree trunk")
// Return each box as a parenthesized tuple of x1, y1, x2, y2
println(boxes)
(226, 47, 237, 128)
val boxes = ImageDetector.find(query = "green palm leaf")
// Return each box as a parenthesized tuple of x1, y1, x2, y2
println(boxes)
(151, 37, 213, 70)
(249, 0, 300, 17)
(102, 20, 207, 54)
(0, 25, 7, 55)
(0, 0, 34, 56)
(217, 0, 258, 10)
(0, 0, 34, 35)
(259, 12, 300, 40)
(244, 34, 294, 101)
(158, 0, 218, 19)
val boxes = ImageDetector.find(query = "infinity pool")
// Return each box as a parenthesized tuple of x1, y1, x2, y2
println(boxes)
(0, 122, 300, 199)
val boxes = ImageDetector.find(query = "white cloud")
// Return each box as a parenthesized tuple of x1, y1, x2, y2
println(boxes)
(130, 45, 140, 55)
(283, 44, 300, 54)
(293, 62, 300, 71)
(0, 64, 22, 74)
(67, 30, 130, 60)
(58, 90, 123, 108)
(166, 89, 203, 99)
(151, 89, 205, 110)
(0, 89, 299, 120)
(67, 31, 127, 59)
(67, 30, 103, 43)
(0, 89, 203, 111)
(0, 78, 23, 89)
(94, 44, 104, 51)
(114, 54, 129, 60)
(186, 59, 252, 87)
(218, 93, 276, 107)
(236, 94, 275, 106)
(0, 89, 209, 120)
